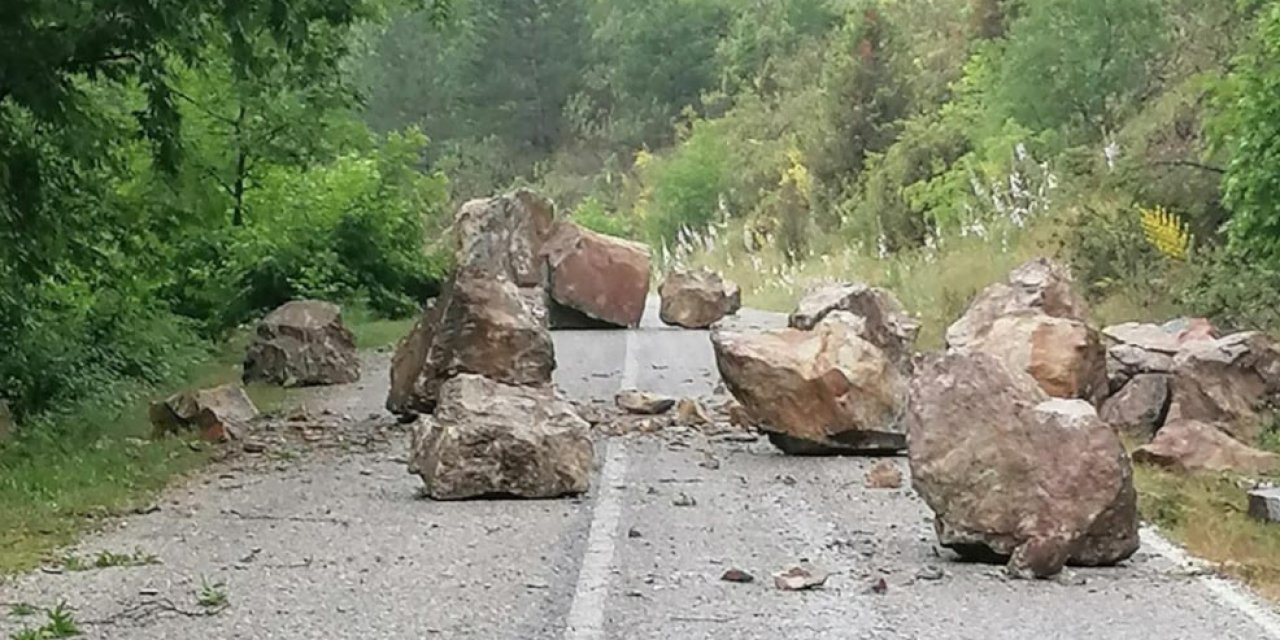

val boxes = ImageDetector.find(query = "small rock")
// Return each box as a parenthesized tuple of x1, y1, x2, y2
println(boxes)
(676, 398, 713, 427)
(721, 568, 755, 583)
(864, 460, 903, 489)
(242, 441, 267, 454)
(777, 475, 797, 486)
(1248, 487, 1280, 523)
(914, 566, 945, 581)
(1054, 571, 1088, 587)
(139, 588, 159, 597)
(628, 527, 643, 539)
(616, 390, 676, 416)
(673, 493, 698, 507)
(870, 577, 889, 594)
(773, 566, 829, 591)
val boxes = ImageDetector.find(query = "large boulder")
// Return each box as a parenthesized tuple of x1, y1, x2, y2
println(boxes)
(789, 283, 920, 371)
(712, 312, 908, 455)
(1100, 374, 1172, 441)
(242, 300, 360, 387)
(542, 222, 651, 328)
(1133, 419, 1280, 475)
(387, 276, 555, 415)
(958, 312, 1108, 405)
(150, 384, 259, 442)
(409, 375, 593, 500)
(1164, 332, 1280, 444)
(908, 352, 1139, 577)
(659, 269, 742, 329)
(454, 189, 556, 286)
(946, 258, 1088, 350)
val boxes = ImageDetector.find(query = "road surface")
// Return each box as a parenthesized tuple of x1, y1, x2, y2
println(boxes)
(2, 303, 1278, 639)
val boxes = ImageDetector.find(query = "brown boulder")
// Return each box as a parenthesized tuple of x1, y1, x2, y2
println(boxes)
(659, 269, 741, 329)
(946, 258, 1088, 350)
(150, 384, 259, 442)
(1134, 419, 1280, 475)
(789, 283, 920, 371)
(959, 312, 1108, 405)
(1100, 374, 1172, 441)
(387, 276, 555, 415)
(712, 312, 908, 455)
(908, 353, 1139, 577)
(1166, 332, 1280, 444)
(243, 300, 360, 387)
(543, 222, 651, 328)
(454, 189, 555, 286)
(409, 375, 593, 500)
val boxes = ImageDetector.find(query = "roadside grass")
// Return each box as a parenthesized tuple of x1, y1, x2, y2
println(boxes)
(0, 312, 411, 575)
(1134, 465, 1280, 601)
(345, 307, 416, 350)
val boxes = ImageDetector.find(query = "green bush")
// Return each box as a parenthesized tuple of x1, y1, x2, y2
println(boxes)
(160, 130, 450, 333)
(641, 121, 732, 244)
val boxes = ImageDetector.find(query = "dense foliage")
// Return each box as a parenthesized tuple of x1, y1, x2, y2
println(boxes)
(1, 1, 451, 424)
(9, 0, 1280, 433)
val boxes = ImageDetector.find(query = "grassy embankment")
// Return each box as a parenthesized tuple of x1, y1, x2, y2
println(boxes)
(0, 310, 414, 574)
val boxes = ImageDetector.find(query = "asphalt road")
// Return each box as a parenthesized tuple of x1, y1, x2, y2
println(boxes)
(2, 303, 1279, 639)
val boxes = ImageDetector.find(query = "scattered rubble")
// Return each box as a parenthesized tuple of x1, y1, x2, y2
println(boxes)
(865, 461, 904, 489)
(659, 268, 742, 329)
(675, 398, 713, 427)
(150, 385, 259, 442)
(243, 300, 360, 387)
(720, 568, 755, 583)
(908, 352, 1139, 578)
(713, 312, 908, 455)
(408, 375, 592, 500)
(616, 390, 676, 415)
(773, 566, 828, 591)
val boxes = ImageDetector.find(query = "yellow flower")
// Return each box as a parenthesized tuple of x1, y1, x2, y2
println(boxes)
(1139, 205, 1192, 261)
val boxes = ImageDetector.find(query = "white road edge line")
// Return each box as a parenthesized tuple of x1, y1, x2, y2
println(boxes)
(1140, 527, 1280, 638)
(563, 441, 628, 640)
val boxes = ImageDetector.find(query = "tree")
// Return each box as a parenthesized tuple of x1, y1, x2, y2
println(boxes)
(989, 0, 1166, 135)
(1216, 3, 1280, 265)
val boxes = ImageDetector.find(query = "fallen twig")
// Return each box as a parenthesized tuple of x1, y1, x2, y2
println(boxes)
(85, 598, 227, 626)
(222, 508, 349, 526)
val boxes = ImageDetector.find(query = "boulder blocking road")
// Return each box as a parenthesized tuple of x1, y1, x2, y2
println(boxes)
(2, 302, 1279, 640)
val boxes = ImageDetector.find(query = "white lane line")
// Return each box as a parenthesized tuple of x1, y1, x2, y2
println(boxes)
(1140, 527, 1280, 638)
(620, 329, 639, 390)
(563, 441, 629, 640)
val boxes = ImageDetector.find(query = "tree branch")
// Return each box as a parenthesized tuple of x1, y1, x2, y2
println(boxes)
(1150, 159, 1227, 174)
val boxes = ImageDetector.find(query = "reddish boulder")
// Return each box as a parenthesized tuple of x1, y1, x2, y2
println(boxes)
(908, 352, 1139, 577)
(543, 223, 651, 328)
(959, 312, 1108, 405)
(1134, 419, 1280, 475)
